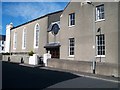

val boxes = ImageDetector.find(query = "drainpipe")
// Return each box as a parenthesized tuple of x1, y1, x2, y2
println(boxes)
(85, 1, 96, 74)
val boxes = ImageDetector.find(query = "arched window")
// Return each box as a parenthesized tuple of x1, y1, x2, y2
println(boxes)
(13, 32, 17, 49)
(34, 23, 40, 48)
(22, 27, 27, 49)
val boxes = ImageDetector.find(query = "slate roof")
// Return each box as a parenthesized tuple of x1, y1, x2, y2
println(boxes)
(11, 10, 63, 30)
(44, 42, 61, 48)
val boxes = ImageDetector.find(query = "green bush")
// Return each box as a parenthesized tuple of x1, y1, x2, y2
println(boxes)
(28, 51, 34, 56)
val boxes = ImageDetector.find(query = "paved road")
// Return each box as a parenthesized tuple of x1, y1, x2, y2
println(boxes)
(48, 76, 119, 88)
(2, 61, 119, 89)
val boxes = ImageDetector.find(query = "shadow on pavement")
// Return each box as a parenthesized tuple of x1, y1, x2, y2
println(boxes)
(2, 61, 79, 89)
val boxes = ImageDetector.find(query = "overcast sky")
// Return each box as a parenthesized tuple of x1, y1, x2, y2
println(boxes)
(1, 1, 69, 35)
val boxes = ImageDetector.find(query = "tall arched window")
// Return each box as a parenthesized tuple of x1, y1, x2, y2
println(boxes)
(22, 27, 27, 49)
(13, 32, 17, 49)
(34, 23, 40, 48)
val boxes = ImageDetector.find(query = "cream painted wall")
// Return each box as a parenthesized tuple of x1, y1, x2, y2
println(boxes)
(11, 16, 48, 56)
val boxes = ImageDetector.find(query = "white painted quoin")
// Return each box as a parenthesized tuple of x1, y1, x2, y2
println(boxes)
(5, 23, 13, 53)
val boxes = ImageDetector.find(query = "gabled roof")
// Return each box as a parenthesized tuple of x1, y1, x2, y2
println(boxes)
(11, 10, 63, 30)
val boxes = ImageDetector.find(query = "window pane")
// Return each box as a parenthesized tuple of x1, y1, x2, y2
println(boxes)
(71, 48, 74, 51)
(70, 43, 74, 46)
(103, 34, 104, 39)
(98, 46, 100, 51)
(36, 25, 39, 29)
(71, 21, 73, 25)
(71, 52, 74, 55)
(98, 51, 100, 55)
(103, 46, 105, 49)
(73, 19, 75, 25)
(35, 24, 39, 47)
(14, 32, 17, 49)
(70, 14, 72, 19)
(69, 38, 75, 55)
(101, 5, 104, 12)
(73, 13, 75, 19)
(100, 40, 102, 45)
(101, 13, 104, 19)
(100, 35, 102, 40)
(69, 13, 75, 26)
(23, 29, 26, 48)
(96, 4, 104, 20)
(96, 34, 105, 55)
(103, 51, 105, 55)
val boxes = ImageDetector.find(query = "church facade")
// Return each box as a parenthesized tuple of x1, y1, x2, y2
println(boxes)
(4, 1, 120, 77)
(5, 11, 62, 58)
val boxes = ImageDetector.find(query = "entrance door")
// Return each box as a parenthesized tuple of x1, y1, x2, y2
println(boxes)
(46, 48, 60, 58)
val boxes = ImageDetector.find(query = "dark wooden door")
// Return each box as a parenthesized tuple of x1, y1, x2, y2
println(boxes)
(47, 48, 59, 58)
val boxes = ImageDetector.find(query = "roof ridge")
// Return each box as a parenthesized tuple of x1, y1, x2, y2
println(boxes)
(11, 10, 63, 30)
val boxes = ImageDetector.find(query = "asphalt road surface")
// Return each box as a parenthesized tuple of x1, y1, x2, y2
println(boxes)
(2, 61, 119, 89)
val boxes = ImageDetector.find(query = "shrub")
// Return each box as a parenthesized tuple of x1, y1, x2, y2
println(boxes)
(2, 52, 12, 55)
(28, 51, 34, 56)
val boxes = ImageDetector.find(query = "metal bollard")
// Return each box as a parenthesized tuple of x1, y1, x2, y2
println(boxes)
(93, 60, 96, 74)
(8, 57, 10, 62)
(21, 57, 24, 63)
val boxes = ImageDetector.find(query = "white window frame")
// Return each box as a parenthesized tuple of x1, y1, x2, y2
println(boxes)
(96, 4, 105, 22)
(69, 13, 75, 27)
(96, 34, 105, 57)
(22, 27, 27, 49)
(13, 32, 17, 50)
(34, 23, 40, 48)
(68, 38, 75, 57)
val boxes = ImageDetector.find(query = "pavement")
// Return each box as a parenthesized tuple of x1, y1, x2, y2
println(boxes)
(19, 63, 120, 83)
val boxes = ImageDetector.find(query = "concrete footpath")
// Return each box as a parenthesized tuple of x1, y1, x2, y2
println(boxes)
(40, 67, 120, 83)
(19, 63, 120, 83)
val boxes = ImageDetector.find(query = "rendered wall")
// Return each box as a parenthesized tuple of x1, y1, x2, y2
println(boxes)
(2, 55, 29, 64)
(10, 17, 48, 56)
(60, 2, 118, 64)
(48, 58, 119, 77)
